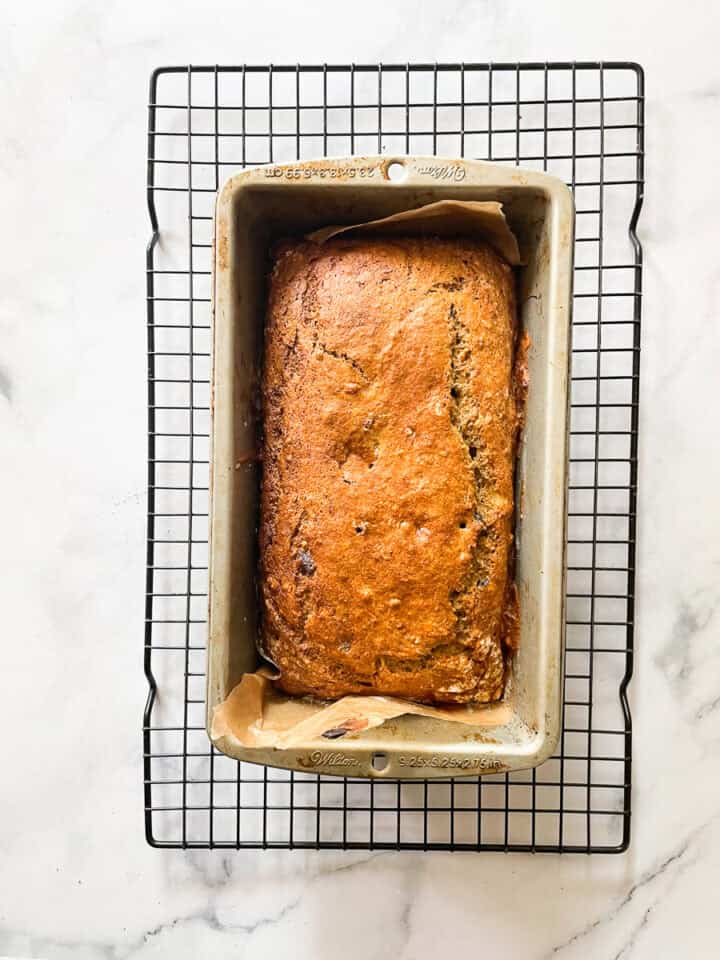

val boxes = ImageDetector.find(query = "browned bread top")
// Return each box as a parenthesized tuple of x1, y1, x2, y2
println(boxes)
(259, 236, 519, 704)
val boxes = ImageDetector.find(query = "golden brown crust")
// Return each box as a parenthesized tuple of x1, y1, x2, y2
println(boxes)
(259, 236, 518, 704)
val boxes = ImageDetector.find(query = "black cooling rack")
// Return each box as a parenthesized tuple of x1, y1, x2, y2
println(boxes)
(144, 62, 643, 852)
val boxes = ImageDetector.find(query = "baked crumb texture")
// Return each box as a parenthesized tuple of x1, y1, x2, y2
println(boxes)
(260, 236, 519, 704)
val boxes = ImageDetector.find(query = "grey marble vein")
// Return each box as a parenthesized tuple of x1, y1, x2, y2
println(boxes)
(397, 858, 425, 958)
(655, 593, 718, 692)
(547, 825, 706, 958)
(0, 897, 301, 960)
(142, 852, 381, 950)
(696, 694, 720, 721)
(0, 852, 384, 960)
(0, 366, 12, 403)
(612, 906, 653, 960)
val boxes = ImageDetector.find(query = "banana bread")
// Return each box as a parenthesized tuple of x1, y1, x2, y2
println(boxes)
(259, 235, 520, 704)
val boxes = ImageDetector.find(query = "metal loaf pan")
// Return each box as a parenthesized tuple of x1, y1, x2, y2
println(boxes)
(208, 156, 574, 779)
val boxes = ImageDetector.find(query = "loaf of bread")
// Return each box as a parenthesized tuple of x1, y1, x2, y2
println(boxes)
(259, 235, 520, 704)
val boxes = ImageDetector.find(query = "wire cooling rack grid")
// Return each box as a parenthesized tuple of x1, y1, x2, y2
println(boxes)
(144, 62, 643, 852)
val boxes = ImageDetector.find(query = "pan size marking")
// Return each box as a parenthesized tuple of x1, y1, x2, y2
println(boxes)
(398, 755, 503, 771)
(263, 165, 380, 180)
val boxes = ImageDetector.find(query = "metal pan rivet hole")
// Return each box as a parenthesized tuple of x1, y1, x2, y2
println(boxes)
(372, 752, 389, 772)
(385, 161, 406, 182)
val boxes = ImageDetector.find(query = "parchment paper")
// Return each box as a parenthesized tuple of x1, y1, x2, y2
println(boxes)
(307, 199, 521, 264)
(211, 669, 513, 748)
(210, 199, 520, 750)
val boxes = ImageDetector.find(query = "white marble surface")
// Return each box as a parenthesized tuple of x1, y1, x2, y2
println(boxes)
(2, 1, 720, 956)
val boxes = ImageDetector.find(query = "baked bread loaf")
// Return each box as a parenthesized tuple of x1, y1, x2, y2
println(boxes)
(259, 235, 520, 704)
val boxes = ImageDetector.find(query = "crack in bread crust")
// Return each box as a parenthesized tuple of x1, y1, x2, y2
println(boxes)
(446, 299, 499, 694)
(317, 341, 369, 381)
